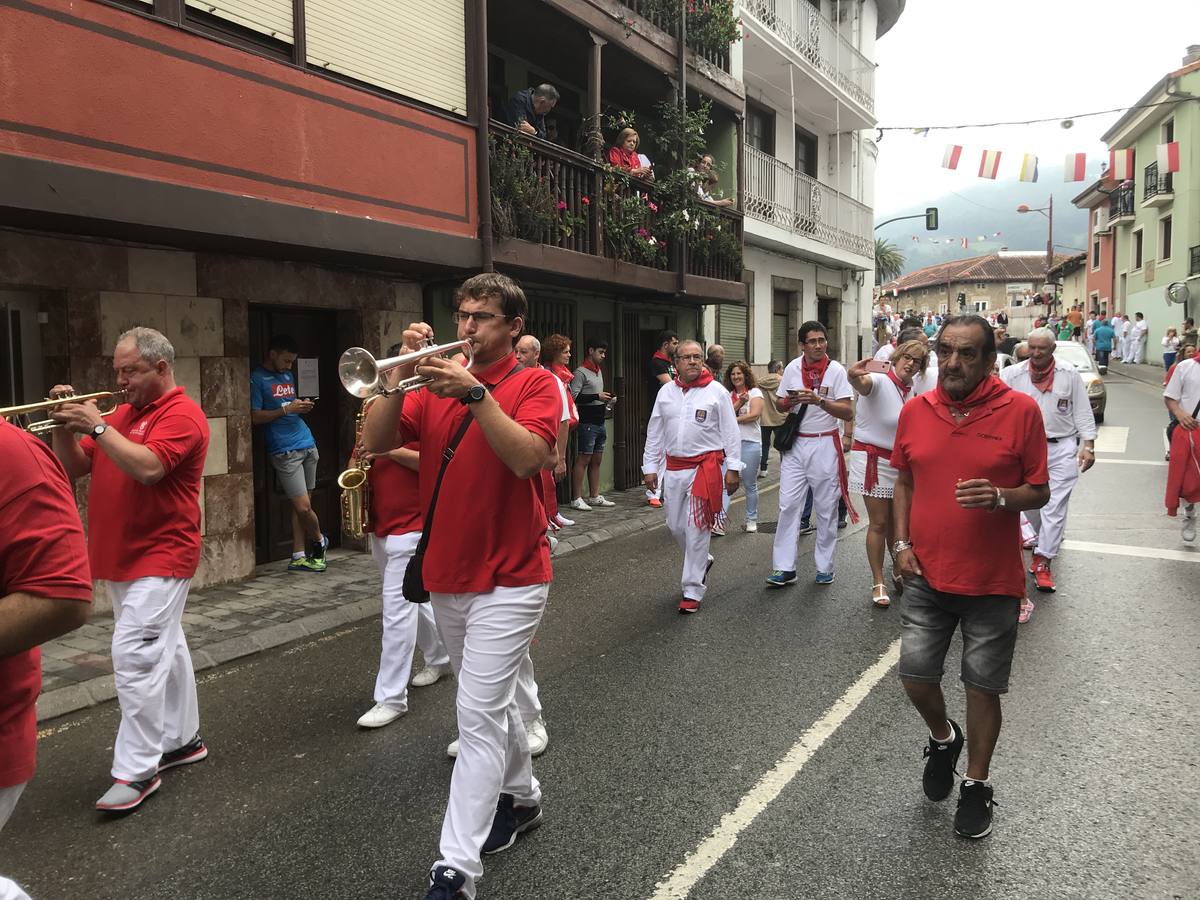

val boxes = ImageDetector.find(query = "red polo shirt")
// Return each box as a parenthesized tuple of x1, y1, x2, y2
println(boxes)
(890, 381, 1048, 598)
(399, 352, 560, 593)
(0, 422, 93, 788)
(368, 444, 422, 537)
(81, 387, 210, 582)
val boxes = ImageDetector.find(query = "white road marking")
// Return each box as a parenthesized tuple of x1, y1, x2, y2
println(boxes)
(1093, 459, 1168, 467)
(648, 639, 902, 900)
(1062, 539, 1199, 563)
(1094, 426, 1129, 454)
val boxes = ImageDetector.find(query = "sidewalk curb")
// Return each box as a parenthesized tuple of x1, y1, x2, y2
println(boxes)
(36, 481, 782, 724)
(1107, 361, 1165, 390)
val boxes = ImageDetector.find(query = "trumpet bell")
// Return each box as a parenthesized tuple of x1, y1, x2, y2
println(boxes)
(337, 341, 475, 398)
(338, 348, 379, 399)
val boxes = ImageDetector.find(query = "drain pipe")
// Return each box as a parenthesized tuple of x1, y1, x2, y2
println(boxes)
(676, 0, 688, 296)
(474, 0, 494, 272)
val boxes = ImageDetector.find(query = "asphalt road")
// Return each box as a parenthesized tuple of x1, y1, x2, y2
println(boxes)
(5, 373, 1197, 900)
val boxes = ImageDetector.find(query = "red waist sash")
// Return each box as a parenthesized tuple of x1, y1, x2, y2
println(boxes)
(794, 429, 860, 525)
(667, 450, 725, 528)
(851, 439, 893, 493)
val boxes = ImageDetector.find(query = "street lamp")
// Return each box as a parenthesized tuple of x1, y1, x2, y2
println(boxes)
(1017, 195, 1054, 309)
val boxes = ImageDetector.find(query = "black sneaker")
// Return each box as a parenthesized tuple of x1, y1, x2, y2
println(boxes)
(158, 734, 208, 773)
(482, 793, 543, 855)
(424, 865, 466, 899)
(921, 719, 964, 801)
(308, 535, 328, 561)
(954, 780, 996, 838)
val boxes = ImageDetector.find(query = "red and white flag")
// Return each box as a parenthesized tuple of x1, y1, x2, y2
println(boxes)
(1109, 148, 1135, 180)
(1157, 141, 1180, 174)
(961, 237, 969, 249)
(942, 145, 963, 170)
(978, 150, 1002, 179)
(1064, 152, 1088, 182)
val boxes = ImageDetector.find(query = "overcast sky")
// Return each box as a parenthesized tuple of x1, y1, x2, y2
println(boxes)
(872, 0, 1200, 218)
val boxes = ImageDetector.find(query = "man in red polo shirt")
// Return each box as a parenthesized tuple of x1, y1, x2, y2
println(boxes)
(50, 327, 211, 814)
(1, 420, 92, 896)
(362, 273, 560, 900)
(890, 315, 1049, 840)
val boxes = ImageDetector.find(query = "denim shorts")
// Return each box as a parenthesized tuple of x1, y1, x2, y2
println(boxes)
(577, 422, 607, 455)
(270, 446, 319, 498)
(898, 576, 1020, 695)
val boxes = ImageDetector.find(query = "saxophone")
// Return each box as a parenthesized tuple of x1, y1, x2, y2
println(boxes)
(338, 394, 380, 540)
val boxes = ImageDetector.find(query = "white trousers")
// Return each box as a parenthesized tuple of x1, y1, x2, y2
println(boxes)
(514, 652, 542, 726)
(1035, 439, 1081, 560)
(0, 784, 32, 900)
(773, 436, 841, 574)
(105, 577, 198, 782)
(664, 468, 715, 601)
(369, 534, 450, 711)
(1020, 511, 1038, 545)
(431, 583, 549, 900)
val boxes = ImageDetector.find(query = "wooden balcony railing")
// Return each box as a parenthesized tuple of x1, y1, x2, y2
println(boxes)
(489, 123, 743, 284)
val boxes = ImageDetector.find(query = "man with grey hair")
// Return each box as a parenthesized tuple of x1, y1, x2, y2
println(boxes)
(506, 83, 559, 140)
(49, 326, 210, 813)
(1001, 326, 1096, 605)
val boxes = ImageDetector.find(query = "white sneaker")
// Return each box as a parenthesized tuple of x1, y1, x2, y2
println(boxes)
(744, 520, 758, 533)
(553, 513, 575, 527)
(411, 662, 452, 688)
(1183, 506, 1197, 543)
(547, 531, 559, 554)
(446, 737, 459, 758)
(757, 470, 767, 479)
(526, 716, 549, 757)
(568, 497, 592, 511)
(587, 495, 616, 508)
(357, 703, 406, 729)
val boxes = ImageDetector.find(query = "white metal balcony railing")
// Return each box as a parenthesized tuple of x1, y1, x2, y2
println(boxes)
(742, 0, 875, 112)
(742, 145, 874, 258)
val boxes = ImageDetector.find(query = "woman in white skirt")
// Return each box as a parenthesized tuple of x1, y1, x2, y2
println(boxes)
(846, 340, 929, 608)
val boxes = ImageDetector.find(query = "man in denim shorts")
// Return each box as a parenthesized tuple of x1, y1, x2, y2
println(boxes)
(890, 315, 1049, 839)
(251, 335, 329, 572)
(568, 338, 615, 510)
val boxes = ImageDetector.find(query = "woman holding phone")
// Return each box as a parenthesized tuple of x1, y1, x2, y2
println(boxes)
(846, 340, 928, 608)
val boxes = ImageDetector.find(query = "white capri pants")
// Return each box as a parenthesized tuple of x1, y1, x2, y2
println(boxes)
(369, 533, 450, 711)
(430, 583, 549, 900)
(105, 576, 199, 782)
(773, 436, 842, 574)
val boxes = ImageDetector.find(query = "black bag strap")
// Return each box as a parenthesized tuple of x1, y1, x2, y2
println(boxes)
(414, 361, 522, 555)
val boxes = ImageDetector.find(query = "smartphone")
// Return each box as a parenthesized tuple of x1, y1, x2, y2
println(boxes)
(865, 359, 892, 374)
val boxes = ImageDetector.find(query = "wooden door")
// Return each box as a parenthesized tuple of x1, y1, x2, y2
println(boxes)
(249, 306, 344, 563)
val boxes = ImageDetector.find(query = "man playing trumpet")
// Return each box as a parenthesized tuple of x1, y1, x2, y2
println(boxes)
(49, 327, 210, 813)
(362, 274, 561, 900)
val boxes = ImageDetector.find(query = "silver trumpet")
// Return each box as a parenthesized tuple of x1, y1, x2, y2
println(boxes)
(338, 339, 475, 398)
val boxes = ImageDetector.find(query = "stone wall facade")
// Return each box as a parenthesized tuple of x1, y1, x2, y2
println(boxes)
(1, 229, 423, 610)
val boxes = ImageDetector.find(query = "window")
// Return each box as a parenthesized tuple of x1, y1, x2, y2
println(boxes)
(1132, 228, 1144, 270)
(975, 282, 986, 289)
(973, 300, 988, 313)
(771, 290, 793, 362)
(1163, 118, 1175, 144)
(185, 1, 293, 44)
(1092, 238, 1101, 270)
(795, 128, 817, 177)
(1161, 215, 1172, 261)
(746, 102, 775, 156)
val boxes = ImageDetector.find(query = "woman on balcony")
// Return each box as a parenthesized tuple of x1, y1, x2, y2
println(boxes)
(691, 155, 734, 208)
(608, 129, 653, 179)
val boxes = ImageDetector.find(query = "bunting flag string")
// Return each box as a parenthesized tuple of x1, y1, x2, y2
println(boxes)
(927, 141, 1184, 183)
(978, 150, 1002, 179)
(1065, 152, 1088, 182)
(1018, 154, 1039, 183)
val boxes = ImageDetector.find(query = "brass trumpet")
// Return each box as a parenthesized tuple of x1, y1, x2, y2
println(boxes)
(338, 339, 475, 399)
(1, 390, 127, 435)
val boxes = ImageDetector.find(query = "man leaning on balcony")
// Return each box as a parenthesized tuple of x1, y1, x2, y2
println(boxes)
(504, 84, 559, 140)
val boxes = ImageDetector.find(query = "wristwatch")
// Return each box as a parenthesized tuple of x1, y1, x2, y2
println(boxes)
(993, 487, 1007, 510)
(892, 540, 913, 554)
(460, 384, 487, 405)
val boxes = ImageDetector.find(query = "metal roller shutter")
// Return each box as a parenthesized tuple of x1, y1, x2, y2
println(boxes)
(717, 303, 748, 365)
(185, 0, 293, 42)
(305, 1, 467, 113)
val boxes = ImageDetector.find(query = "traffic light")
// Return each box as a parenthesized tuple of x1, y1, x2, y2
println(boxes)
(957, 292, 966, 308)
(925, 207, 939, 231)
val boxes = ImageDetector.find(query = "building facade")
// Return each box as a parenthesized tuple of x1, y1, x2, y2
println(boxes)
(706, 0, 905, 369)
(1072, 179, 1118, 318)
(1099, 48, 1199, 361)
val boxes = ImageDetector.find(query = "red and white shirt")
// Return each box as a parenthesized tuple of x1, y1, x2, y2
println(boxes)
(399, 352, 561, 593)
(0, 422, 93, 788)
(368, 443, 422, 538)
(81, 387, 210, 582)
(890, 383, 1048, 598)
(777, 357, 852, 433)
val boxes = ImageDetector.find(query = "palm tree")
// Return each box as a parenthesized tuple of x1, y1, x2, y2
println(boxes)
(875, 237, 904, 287)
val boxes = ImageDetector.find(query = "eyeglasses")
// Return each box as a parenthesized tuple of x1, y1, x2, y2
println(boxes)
(677, 354, 703, 361)
(452, 311, 509, 324)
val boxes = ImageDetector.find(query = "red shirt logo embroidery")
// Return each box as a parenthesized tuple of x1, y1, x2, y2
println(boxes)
(131, 421, 149, 438)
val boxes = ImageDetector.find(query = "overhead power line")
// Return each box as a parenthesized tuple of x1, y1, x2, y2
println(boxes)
(879, 98, 1190, 133)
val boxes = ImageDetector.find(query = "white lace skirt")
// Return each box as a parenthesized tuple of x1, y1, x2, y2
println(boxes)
(848, 448, 899, 499)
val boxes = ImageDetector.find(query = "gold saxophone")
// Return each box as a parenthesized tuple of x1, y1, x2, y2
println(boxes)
(338, 394, 380, 540)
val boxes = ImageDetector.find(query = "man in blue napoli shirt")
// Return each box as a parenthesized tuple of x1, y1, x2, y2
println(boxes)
(250, 335, 328, 572)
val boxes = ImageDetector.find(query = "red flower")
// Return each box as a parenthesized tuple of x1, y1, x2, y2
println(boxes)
(582, 196, 590, 205)
(557, 201, 567, 210)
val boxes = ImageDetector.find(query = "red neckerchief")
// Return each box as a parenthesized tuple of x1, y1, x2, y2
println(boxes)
(934, 374, 1009, 418)
(676, 368, 714, 391)
(1029, 360, 1056, 393)
(801, 355, 830, 391)
(653, 350, 672, 364)
(549, 363, 573, 384)
(886, 369, 911, 401)
(582, 359, 602, 374)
